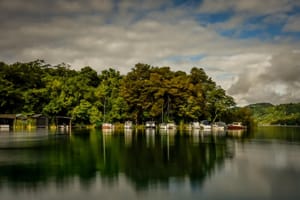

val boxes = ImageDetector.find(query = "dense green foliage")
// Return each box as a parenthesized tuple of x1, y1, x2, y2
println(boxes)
(0, 60, 239, 125)
(221, 106, 255, 128)
(121, 63, 235, 124)
(248, 103, 300, 125)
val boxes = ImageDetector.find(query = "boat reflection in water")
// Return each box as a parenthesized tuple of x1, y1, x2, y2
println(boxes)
(212, 129, 226, 137)
(145, 128, 156, 147)
(227, 129, 246, 137)
(102, 128, 114, 134)
(188, 128, 225, 137)
(159, 128, 177, 135)
(124, 128, 133, 146)
(190, 128, 200, 135)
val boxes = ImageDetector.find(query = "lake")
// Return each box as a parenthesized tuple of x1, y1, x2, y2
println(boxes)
(0, 127, 299, 200)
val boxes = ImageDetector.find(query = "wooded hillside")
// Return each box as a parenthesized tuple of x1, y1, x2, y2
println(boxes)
(247, 103, 300, 125)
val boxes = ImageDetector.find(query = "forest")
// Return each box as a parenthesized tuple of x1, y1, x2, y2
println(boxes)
(248, 103, 300, 125)
(0, 60, 254, 126)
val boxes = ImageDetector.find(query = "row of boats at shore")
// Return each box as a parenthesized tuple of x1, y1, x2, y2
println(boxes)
(102, 120, 246, 131)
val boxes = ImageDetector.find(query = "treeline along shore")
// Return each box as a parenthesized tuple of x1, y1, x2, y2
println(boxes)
(0, 60, 257, 128)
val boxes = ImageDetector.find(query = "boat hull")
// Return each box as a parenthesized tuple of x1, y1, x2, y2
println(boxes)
(227, 122, 246, 130)
(227, 125, 246, 130)
(102, 123, 114, 130)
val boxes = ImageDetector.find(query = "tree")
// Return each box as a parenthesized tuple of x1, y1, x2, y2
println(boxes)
(72, 100, 93, 124)
(80, 66, 100, 87)
(120, 63, 152, 124)
(95, 68, 124, 123)
(206, 86, 235, 122)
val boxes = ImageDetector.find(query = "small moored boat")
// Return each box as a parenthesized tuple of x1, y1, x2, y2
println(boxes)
(200, 120, 211, 130)
(227, 122, 246, 130)
(212, 121, 226, 131)
(191, 122, 200, 129)
(124, 121, 133, 129)
(159, 123, 167, 129)
(102, 123, 114, 130)
(145, 121, 156, 129)
(167, 122, 176, 129)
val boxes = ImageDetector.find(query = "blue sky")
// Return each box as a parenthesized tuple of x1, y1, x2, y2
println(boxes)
(0, 0, 300, 105)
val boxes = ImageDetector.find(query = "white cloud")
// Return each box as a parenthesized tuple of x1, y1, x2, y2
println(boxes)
(199, 53, 272, 72)
(0, 0, 114, 14)
(228, 51, 300, 104)
(0, 0, 300, 105)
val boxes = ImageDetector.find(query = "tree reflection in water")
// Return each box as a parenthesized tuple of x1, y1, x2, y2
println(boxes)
(0, 129, 232, 191)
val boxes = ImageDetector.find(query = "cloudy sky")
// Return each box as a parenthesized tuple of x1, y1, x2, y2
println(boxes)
(1, 0, 300, 105)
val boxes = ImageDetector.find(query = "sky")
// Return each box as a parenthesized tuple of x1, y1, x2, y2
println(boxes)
(1, 0, 300, 105)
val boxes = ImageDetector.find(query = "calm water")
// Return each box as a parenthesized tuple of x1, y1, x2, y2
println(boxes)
(0, 127, 300, 200)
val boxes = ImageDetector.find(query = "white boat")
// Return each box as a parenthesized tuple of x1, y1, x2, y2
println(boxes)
(200, 120, 211, 130)
(192, 122, 201, 129)
(145, 121, 156, 129)
(102, 123, 114, 130)
(167, 122, 176, 129)
(0, 124, 10, 131)
(58, 125, 69, 129)
(124, 121, 133, 129)
(160, 122, 176, 130)
(0, 124, 10, 129)
(159, 123, 167, 129)
(212, 122, 226, 131)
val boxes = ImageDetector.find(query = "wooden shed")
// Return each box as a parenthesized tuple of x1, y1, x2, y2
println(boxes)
(31, 114, 49, 128)
(0, 114, 27, 130)
(55, 116, 72, 130)
(0, 114, 16, 130)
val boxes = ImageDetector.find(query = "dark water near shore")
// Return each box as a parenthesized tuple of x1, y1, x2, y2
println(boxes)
(0, 127, 299, 200)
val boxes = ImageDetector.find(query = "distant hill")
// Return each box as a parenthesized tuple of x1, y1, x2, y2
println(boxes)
(247, 103, 300, 125)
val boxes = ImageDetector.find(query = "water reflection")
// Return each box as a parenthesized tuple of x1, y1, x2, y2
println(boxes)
(227, 129, 246, 138)
(212, 129, 226, 136)
(253, 126, 300, 142)
(124, 129, 133, 146)
(102, 128, 114, 135)
(0, 129, 229, 189)
(145, 128, 155, 147)
(159, 128, 177, 135)
(0, 127, 299, 199)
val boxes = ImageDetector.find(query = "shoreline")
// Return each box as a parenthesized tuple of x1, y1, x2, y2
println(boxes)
(258, 124, 300, 128)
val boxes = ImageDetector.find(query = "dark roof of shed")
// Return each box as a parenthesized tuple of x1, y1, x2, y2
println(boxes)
(0, 114, 17, 119)
(31, 114, 48, 118)
(0, 114, 28, 119)
(55, 116, 72, 119)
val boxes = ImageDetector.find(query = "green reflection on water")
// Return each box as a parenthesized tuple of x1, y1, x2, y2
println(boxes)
(0, 129, 231, 190)
(253, 126, 300, 141)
